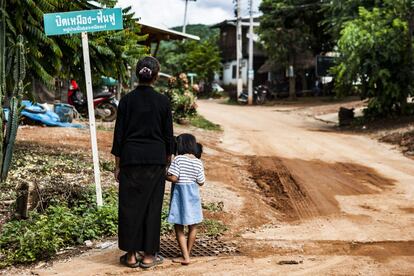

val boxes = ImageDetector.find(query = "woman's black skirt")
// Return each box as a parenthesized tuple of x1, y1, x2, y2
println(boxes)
(118, 165, 165, 254)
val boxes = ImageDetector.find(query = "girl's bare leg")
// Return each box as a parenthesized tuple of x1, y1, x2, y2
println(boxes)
(187, 224, 198, 256)
(173, 224, 190, 265)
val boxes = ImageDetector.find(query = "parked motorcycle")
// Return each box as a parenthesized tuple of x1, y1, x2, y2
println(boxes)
(68, 79, 118, 122)
(238, 85, 267, 105)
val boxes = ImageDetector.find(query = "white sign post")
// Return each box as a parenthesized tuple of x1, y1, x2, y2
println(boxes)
(44, 8, 124, 207)
(81, 32, 103, 206)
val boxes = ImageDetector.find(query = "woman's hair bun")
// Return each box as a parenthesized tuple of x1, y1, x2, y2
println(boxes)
(139, 67, 152, 78)
(136, 56, 160, 83)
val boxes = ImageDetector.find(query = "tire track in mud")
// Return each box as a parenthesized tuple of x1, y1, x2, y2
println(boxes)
(248, 156, 319, 221)
(272, 158, 319, 220)
(247, 156, 395, 221)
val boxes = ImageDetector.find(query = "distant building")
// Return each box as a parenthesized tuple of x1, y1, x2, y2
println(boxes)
(38, 23, 198, 103)
(212, 18, 268, 87)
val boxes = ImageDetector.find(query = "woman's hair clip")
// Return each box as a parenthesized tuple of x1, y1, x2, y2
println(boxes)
(139, 67, 152, 76)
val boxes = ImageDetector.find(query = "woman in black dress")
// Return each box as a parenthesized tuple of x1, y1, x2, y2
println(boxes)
(111, 56, 174, 268)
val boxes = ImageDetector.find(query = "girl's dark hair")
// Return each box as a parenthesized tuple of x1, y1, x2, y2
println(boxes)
(176, 133, 198, 156)
(195, 143, 203, 159)
(136, 56, 160, 84)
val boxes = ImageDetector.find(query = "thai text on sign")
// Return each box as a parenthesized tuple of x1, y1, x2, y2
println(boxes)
(44, 8, 123, 36)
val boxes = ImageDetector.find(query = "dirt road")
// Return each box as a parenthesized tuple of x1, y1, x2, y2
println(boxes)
(30, 100, 414, 276)
(197, 100, 414, 273)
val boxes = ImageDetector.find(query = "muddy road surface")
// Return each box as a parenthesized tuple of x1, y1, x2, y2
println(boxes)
(22, 100, 414, 275)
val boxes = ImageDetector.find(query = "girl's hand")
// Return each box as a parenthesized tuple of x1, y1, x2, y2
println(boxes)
(198, 182, 204, 187)
(166, 173, 178, 183)
(114, 167, 120, 183)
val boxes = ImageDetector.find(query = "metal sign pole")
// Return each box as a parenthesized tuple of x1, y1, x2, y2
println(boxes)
(247, 0, 254, 105)
(81, 32, 103, 207)
(236, 0, 243, 99)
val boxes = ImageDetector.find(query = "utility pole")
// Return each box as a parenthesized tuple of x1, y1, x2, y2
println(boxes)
(182, 0, 196, 34)
(236, 0, 243, 99)
(247, 0, 254, 105)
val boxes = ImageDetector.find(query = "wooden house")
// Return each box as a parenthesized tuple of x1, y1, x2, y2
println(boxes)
(212, 18, 268, 87)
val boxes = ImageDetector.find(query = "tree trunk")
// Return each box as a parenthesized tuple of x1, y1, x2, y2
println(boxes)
(15, 181, 42, 219)
(402, 11, 414, 114)
(15, 181, 30, 219)
(301, 72, 308, 91)
(289, 76, 296, 99)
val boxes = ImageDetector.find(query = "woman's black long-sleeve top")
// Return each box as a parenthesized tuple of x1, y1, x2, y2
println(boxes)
(111, 85, 174, 167)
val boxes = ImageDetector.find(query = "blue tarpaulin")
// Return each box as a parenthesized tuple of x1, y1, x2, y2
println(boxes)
(20, 100, 83, 128)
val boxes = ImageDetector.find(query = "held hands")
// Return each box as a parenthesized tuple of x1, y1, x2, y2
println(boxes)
(166, 173, 178, 183)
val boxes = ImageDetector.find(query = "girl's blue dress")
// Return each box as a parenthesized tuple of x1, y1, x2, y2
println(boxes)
(168, 183, 203, 225)
(167, 155, 205, 225)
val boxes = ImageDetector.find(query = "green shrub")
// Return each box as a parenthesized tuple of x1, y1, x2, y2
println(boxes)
(332, 6, 413, 117)
(162, 74, 197, 121)
(0, 187, 118, 268)
(0, 205, 79, 266)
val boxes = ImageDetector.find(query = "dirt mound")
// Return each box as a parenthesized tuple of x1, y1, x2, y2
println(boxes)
(17, 126, 115, 158)
(380, 130, 414, 157)
(248, 157, 395, 221)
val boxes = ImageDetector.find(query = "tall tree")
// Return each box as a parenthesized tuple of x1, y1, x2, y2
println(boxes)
(258, 0, 333, 97)
(157, 25, 221, 96)
(332, 5, 413, 117)
(321, 0, 384, 39)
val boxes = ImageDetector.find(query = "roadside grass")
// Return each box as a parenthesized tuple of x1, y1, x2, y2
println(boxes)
(96, 125, 114, 131)
(0, 144, 228, 268)
(189, 115, 221, 131)
(200, 219, 228, 237)
(224, 97, 238, 105)
(202, 201, 224, 212)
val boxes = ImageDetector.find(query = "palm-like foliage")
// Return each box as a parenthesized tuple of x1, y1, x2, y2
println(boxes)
(0, 0, 147, 92)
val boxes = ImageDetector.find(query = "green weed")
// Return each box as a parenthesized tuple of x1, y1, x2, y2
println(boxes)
(200, 219, 228, 237)
(189, 115, 221, 131)
(202, 201, 224, 212)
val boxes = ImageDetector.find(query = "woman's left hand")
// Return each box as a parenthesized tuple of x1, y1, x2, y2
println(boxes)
(114, 167, 120, 182)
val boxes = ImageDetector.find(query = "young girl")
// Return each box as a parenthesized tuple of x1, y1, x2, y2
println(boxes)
(166, 134, 205, 265)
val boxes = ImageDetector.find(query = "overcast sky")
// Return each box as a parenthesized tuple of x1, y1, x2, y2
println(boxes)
(116, 0, 262, 28)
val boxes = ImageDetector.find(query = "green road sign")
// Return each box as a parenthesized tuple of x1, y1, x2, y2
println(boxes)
(43, 8, 125, 206)
(44, 8, 123, 36)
